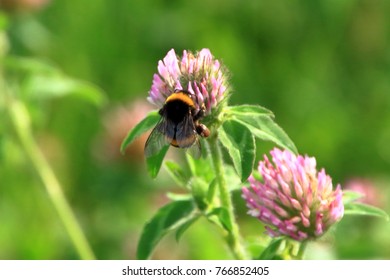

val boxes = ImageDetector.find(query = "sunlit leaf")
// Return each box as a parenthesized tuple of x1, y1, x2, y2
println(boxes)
(232, 114, 297, 154)
(137, 200, 195, 260)
(344, 202, 389, 220)
(218, 120, 255, 182)
(226, 104, 274, 117)
(166, 192, 192, 201)
(22, 74, 105, 106)
(120, 111, 160, 154)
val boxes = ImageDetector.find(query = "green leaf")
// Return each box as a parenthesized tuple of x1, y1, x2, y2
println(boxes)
(232, 114, 297, 154)
(175, 215, 200, 242)
(207, 177, 218, 203)
(224, 166, 242, 191)
(189, 177, 209, 211)
(207, 207, 232, 232)
(137, 200, 195, 260)
(185, 152, 215, 182)
(165, 161, 189, 187)
(166, 192, 192, 201)
(218, 120, 255, 182)
(257, 238, 285, 260)
(4, 56, 58, 75)
(22, 74, 106, 106)
(344, 202, 389, 221)
(120, 111, 160, 154)
(342, 190, 365, 204)
(146, 144, 169, 178)
(3, 56, 105, 106)
(226, 104, 274, 117)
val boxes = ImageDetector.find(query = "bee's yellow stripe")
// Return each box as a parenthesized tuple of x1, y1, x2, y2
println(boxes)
(166, 92, 194, 107)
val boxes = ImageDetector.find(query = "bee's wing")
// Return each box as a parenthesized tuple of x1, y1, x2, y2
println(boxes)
(175, 115, 201, 158)
(187, 137, 201, 159)
(144, 118, 170, 157)
(175, 114, 197, 148)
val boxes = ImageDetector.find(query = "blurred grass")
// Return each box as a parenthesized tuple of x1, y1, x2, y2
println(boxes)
(1, 0, 390, 259)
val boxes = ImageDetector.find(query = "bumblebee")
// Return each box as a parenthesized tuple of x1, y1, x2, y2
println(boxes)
(144, 90, 210, 157)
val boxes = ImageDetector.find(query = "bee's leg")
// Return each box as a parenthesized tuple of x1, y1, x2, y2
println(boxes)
(193, 105, 206, 121)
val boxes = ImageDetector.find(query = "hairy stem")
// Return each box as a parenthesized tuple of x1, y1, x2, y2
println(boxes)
(5, 92, 95, 260)
(208, 133, 247, 260)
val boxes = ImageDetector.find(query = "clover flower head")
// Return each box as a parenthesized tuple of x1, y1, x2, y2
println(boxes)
(148, 48, 229, 115)
(242, 148, 344, 241)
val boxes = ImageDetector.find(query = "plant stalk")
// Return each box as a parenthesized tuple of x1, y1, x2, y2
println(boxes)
(296, 241, 308, 260)
(208, 133, 247, 260)
(6, 93, 95, 260)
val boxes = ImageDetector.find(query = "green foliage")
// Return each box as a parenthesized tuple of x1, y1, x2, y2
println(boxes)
(343, 191, 389, 221)
(189, 177, 209, 211)
(120, 111, 160, 154)
(165, 161, 190, 187)
(344, 203, 389, 221)
(219, 120, 255, 182)
(2, 0, 390, 260)
(342, 190, 365, 204)
(145, 144, 169, 179)
(257, 238, 284, 260)
(4, 57, 106, 106)
(207, 207, 232, 232)
(122, 104, 296, 179)
(136, 199, 196, 260)
(225, 105, 297, 154)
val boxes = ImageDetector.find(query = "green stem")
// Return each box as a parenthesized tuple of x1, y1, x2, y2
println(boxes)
(296, 241, 308, 260)
(5, 93, 95, 260)
(208, 133, 247, 260)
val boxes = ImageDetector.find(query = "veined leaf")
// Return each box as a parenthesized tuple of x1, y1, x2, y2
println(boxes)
(233, 114, 297, 154)
(218, 120, 255, 182)
(137, 200, 195, 260)
(120, 111, 160, 154)
(344, 202, 389, 221)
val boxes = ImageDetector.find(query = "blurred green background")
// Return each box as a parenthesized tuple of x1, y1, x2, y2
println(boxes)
(1, 0, 390, 259)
